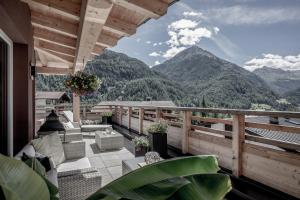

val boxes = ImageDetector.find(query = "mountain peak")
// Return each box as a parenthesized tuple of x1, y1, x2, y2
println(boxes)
(174, 46, 215, 59)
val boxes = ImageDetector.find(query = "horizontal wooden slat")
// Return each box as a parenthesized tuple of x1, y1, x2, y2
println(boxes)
(162, 113, 180, 118)
(245, 122, 300, 134)
(36, 66, 72, 74)
(191, 125, 232, 137)
(33, 27, 77, 48)
(43, 49, 74, 62)
(104, 16, 136, 36)
(35, 39, 75, 56)
(166, 121, 182, 128)
(189, 131, 232, 148)
(97, 32, 119, 47)
(191, 116, 233, 125)
(246, 135, 300, 151)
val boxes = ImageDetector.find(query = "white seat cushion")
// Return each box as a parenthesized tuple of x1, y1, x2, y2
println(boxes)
(57, 157, 91, 173)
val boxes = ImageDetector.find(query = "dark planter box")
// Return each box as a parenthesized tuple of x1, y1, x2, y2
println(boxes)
(134, 146, 148, 157)
(149, 133, 168, 158)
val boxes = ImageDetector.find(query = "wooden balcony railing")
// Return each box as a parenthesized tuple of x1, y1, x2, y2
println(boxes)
(93, 104, 300, 199)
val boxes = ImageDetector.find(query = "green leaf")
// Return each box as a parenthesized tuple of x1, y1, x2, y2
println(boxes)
(0, 154, 50, 200)
(87, 155, 220, 200)
(168, 174, 232, 200)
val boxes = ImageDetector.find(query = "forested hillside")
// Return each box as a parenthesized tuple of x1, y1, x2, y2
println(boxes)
(37, 48, 295, 110)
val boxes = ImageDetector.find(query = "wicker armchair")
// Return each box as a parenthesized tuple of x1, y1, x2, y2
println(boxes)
(58, 168, 102, 200)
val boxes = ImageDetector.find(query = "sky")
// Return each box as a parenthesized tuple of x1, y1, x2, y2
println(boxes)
(110, 0, 300, 71)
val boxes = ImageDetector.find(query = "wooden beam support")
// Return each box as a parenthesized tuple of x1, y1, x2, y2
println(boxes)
(36, 66, 72, 74)
(35, 39, 76, 57)
(73, 94, 81, 122)
(31, 10, 78, 38)
(182, 111, 191, 154)
(33, 27, 77, 49)
(35, 48, 73, 64)
(155, 108, 161, 122)
(139, 108, 144, 134)
(232, 114, 245, 177)
(113, 0, 168, 19)
(103, 16, 136, 36)
(74, 0, 113, 72)
(96, 32, 119, 47)
(92, 44, 105, 55)
(128, 107, 132, 130)
(22, 0, 81, 21)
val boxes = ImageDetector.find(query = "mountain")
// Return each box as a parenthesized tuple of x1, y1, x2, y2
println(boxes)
(36, 50, 187, 104)
(153, 46, 279, 109)
(253, 67, 300, 95)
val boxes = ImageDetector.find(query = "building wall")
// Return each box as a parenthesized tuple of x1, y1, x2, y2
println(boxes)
(0, 0, 34, 154)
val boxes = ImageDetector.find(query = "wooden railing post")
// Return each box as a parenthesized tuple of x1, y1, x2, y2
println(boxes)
(73, 93, 80, 122)
(182, 111, 192, 154)
(232, 114, 245, 177)
(139, 108, 144, 134)
(120, 106, 123, 126)
(128, 107, 132, 130)
(82, 106, 87, 119)
(155, 108, 161, 122)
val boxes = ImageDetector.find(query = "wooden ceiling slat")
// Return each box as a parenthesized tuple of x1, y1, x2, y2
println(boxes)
(36, 66, 72, 75)
(104, 16, 136, 36)
(97, 32, 118, 47)
(35, 39, 76, 57)
(31, 10, 78, 38)
(114, 0, 168, 19)
(22, 0, 81, 21)
(33, 27, 77, 49)
(93, 44, 105, 55)
(44, 49, 75, 62)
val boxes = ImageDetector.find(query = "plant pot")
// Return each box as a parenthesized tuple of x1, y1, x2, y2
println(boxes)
(149, 133, 167, 158)
(134, 146, 148, 157)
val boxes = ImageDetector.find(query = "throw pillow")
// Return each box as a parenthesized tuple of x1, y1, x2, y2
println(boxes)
(21, 152, 52, 172)
(32, 132, 66, 166)
(63, 121, 74, 129)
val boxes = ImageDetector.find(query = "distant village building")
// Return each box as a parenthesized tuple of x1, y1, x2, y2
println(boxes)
(36, 91, 71, 107)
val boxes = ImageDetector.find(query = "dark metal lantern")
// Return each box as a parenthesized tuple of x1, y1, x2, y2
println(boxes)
(38, 110, 66, 133)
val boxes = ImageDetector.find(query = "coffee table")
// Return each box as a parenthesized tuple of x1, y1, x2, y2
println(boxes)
(95, 131, 124, 151)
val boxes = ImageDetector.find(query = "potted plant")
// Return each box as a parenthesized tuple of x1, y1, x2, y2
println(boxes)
(132, 136, 149, 157)
(147, 122, 168, 158)
(102, 112, 112, 124)
(64, 71, 101, 96)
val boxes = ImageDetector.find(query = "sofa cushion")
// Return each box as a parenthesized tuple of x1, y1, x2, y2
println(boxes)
(63, 121, 74, 129)
(57, 157, 91, 173)
(32, 132, 66, 166)
(14, 144, 35, 160)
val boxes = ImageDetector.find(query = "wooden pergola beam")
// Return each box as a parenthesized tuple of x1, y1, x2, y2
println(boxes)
(35, 47, 74, 64)
(33, 27, 77, 49)
(92, 44, 105, 55)
(31, 10, 78, 38)
(36, 66, 72, 74)
(22, 0, 81, 21)
(73, 0, 113, 72)
(113, 0, 169, 19)
(35, 39, 76, 57)
(96, 32, 119, 47)
(103, 16, 136, 36)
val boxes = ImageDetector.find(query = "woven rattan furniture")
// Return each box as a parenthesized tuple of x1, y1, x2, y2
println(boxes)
(95, 131, 124, 151)
(122, 156, 145, 175)
(58, 167, 102, 200)
(81, 124, 112, 132)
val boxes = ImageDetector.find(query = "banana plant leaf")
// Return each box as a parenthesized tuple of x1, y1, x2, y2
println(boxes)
(0, 154, 50, 200)
(87, 155, 230, 200)
(168, 174, 232, 200)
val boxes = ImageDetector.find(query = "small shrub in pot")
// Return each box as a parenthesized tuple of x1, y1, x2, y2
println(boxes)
(132, 136, 149, 157)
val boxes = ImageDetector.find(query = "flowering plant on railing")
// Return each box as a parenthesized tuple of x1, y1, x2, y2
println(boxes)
(64, 71, 101, 96)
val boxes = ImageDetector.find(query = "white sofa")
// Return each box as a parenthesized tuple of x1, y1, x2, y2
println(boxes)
(14, 141, 90, 187)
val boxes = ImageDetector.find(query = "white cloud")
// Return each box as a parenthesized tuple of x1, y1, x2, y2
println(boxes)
(158, 42, 163, 45)
(213, 27, 220, 34)
(205, 6, 300, 25)
(183, 11, 203, 17)
(136, 38, 141, 42)
(146, 41, 152, 44)
(244, 53, 300, 71)
(149, 52, 161, 57)
(168, 19, 198, 30)
(154, 61, 160, 65)
(153, 43, 158, 47)
(163, 46, 186, 58)
(178, 27, 212, 45)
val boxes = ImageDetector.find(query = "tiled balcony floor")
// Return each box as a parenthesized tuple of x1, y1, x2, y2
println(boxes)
(83, 134, 135, 186)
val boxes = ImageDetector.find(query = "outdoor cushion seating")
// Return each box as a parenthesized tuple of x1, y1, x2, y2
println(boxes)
(81, 124, 112, 132)
(14, 133, 90, 187)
